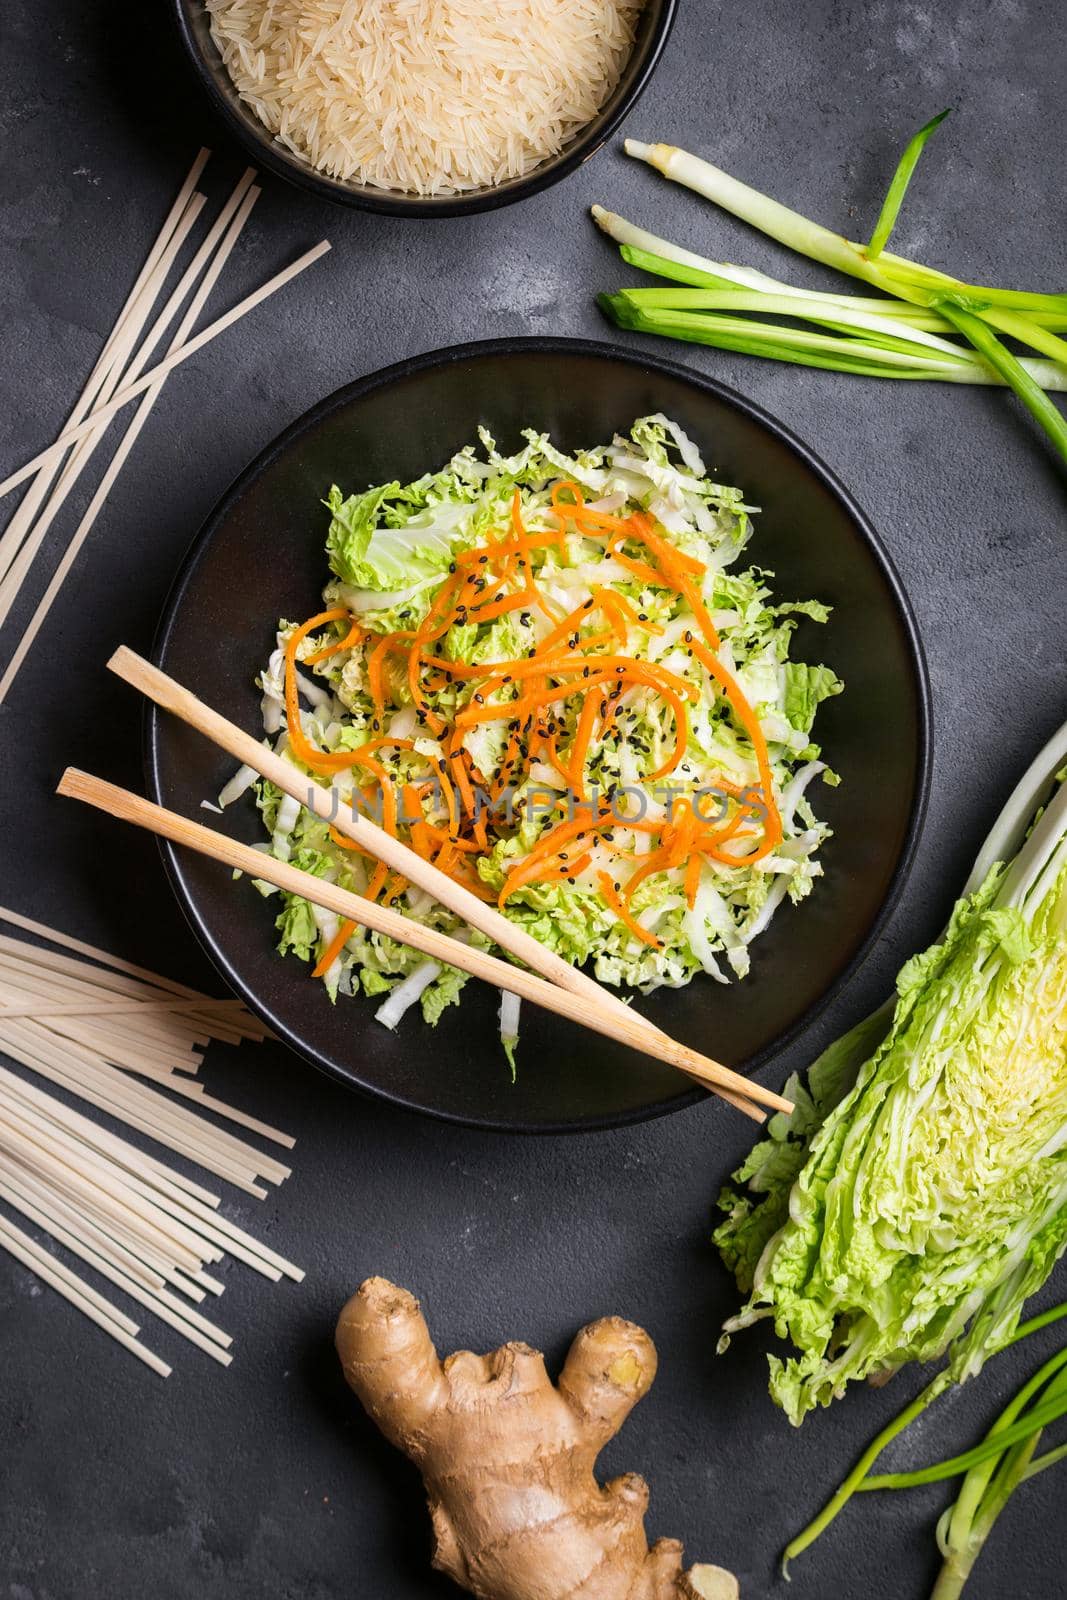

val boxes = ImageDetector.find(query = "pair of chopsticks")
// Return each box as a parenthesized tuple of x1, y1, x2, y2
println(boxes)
(57, 649, 793, 1122)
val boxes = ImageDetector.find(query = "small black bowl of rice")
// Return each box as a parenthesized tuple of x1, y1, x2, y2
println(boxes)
(173, 0, 677, 216)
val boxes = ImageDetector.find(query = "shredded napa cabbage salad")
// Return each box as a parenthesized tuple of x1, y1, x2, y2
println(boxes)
(223, 415, 843, 1064)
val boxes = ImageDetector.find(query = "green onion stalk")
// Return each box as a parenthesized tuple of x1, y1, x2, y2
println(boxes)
(592, 221, 1067, 391)
(593, 115, 1067, 464)
(783, 1299, 1067, 1596)
(926, 1357, 1067, 1600)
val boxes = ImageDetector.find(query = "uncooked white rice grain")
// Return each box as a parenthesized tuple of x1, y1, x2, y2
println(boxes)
(207, 0, 645, 195)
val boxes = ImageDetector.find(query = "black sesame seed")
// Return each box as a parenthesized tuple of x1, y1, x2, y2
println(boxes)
(474, 693, 485, 705)
(684, 630, 693, 643)
(638, 612, 648, 621)
(478, 555, 489, 565)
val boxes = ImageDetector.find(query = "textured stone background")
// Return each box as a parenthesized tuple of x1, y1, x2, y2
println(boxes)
(1, 2, 1065, 1597)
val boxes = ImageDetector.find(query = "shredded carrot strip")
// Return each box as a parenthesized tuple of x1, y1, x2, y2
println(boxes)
(570, 505, 630, 532)
(538, 726, 568, 781)
(625, 511, 706, 578)
(400, 783, 424, 830)
(424, 757, 458, 836)
(305, 617, 362, 665)
(424, 822, 481, 854)
(644, 688, 689, 782)
(691, 803, 760, 866)
(380, 875, 408, 908)
(620, 847, 670, 908)
(497, 813, 612, 907)
(532, 595, 600, 656)
(365, 860, 389, 901)
(416, 644, 547, 681)
(509, 488, 537, 593)
(456, 657, 698, 729)
(329, 823, 371, 857)
(474, 651, 694, 697)
(595, 588, 637, 647)
(602, 813, 664, 837)
(451, 759, 475, 817)
(600, 588, 635, 626)
(312, 918, 357, 979)
(596, 681, 623, 738)
(520, 849, 594, 888)
(366, 635, 393, 713)
(417, 571, 466, 636)
(456, 674, 615, 727)
(347, 747, 398, 838)
(468, 587, 540, 624)
(684, 853, 702, 909)
(447, 731, 476, 818)
(550, 481, 630, 537)
(549, 479, 586, 519)
(679, 574, 721, 649)
(435, 836, 494, 899)
(457, 870, 495, 903)
(433, 840, 457, 877)
(409, 818, 437, 859)
(407, 642, 427, 711)
(490, 727, 522, 800)
(284, 610, 361, 774)
(598, 872, 663, 950)
(613, 551, 671, 589)
(662, 797, 698, 866)
(688, 637, 782, 861)
(568, 690, 600, 799)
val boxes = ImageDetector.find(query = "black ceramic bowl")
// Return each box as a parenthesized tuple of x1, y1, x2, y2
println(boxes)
(172, 0, 677, 216)
(148, 338, 930, 1132)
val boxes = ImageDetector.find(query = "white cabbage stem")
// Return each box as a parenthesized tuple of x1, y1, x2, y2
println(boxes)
(376, 962, 442, 1031)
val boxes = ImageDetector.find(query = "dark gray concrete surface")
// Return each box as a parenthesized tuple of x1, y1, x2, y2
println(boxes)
(1, 2, 1065, 1597)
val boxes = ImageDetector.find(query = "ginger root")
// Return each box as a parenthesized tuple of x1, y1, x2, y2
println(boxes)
(336, 1277, 738, 1600)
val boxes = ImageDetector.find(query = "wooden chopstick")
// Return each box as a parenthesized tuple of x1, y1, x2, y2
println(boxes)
(107, 648, 784, 1119)
(57, 769, 790, 1120)
(0, 245, 332, 504)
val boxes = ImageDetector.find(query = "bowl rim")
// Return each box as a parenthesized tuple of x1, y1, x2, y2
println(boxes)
(170, 0, 679, 216)
(147, 335, 933, 1134)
